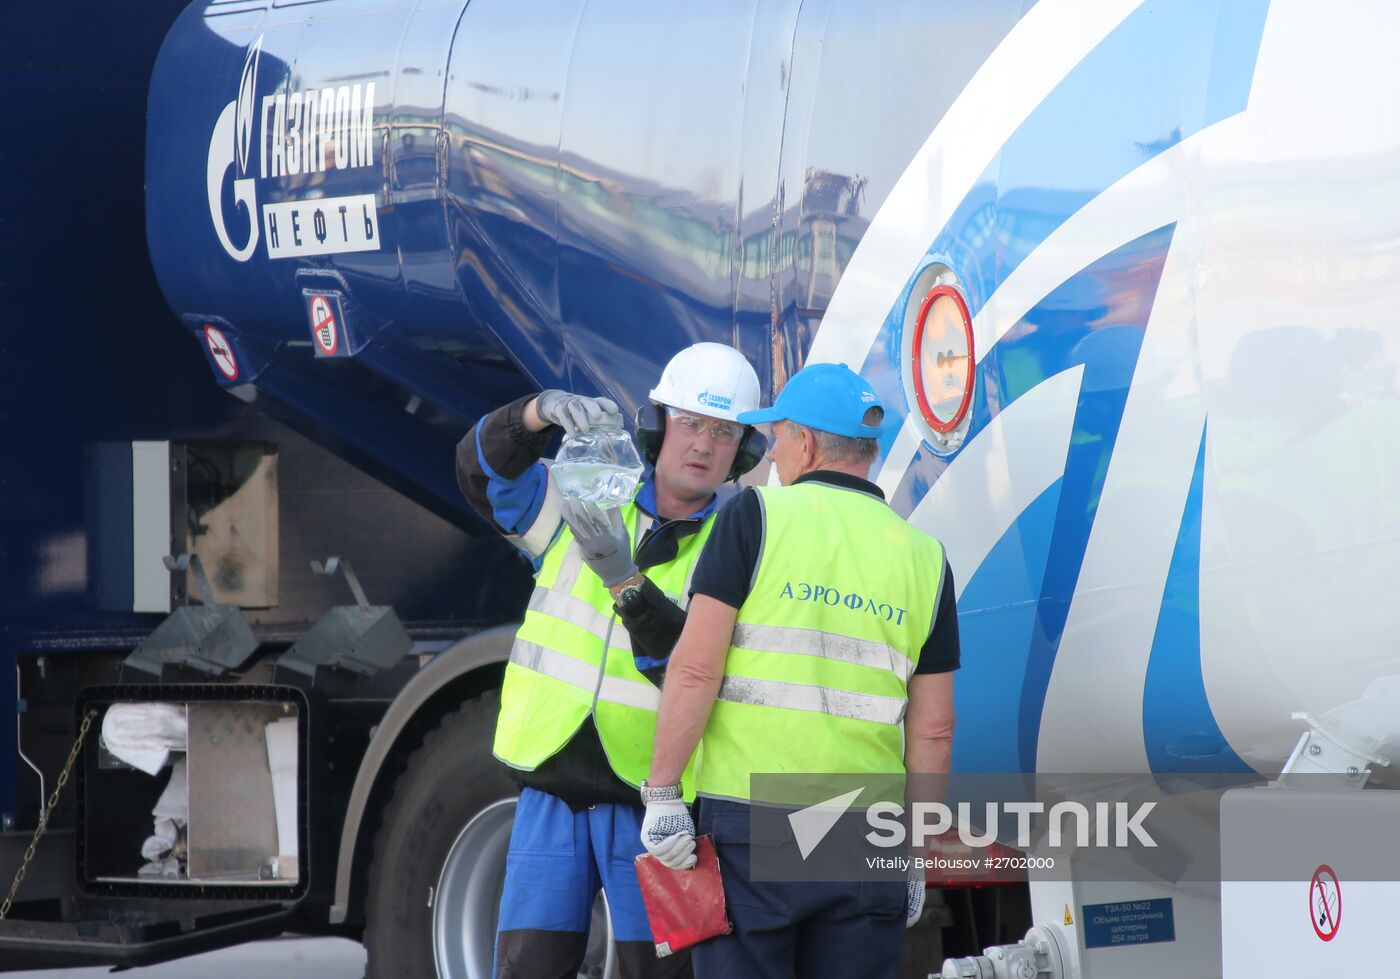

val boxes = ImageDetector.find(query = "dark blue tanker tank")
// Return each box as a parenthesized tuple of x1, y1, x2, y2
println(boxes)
(146, 0, 998, 521)
(148, 0, 771, 519)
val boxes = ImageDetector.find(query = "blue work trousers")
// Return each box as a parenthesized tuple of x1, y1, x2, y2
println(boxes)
(495, 787, 692, 979)
(692, 799, 906, 979)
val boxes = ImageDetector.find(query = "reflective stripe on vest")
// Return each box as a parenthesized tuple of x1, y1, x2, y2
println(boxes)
(527, 580, 633, 653)
(493, 497, 713, 793)
(510, 639, 659, 711)
(716, 675, 907, 725)
(695, 481, 945, 803)
(729, 623, 916, 682)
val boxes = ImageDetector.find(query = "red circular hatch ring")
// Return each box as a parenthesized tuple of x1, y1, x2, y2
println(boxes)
(911, 285, 974, 434)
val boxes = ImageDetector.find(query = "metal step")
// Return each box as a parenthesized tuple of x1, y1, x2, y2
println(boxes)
(0, 898, 293, 972)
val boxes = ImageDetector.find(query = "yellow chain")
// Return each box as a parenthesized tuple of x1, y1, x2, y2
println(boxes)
(0, 709, 98, 921)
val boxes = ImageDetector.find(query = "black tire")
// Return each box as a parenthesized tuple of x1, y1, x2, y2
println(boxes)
(363, 691, 518, 979)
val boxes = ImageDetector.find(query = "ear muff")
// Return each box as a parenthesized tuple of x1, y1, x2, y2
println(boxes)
(728, 425, 767, 482)
(636, 402, 768, 482)
(634, 402, 666, 466)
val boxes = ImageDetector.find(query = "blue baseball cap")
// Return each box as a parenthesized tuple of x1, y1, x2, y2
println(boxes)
(737, 362, 883, 438)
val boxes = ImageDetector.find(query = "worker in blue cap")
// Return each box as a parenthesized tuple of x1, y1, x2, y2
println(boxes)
(638, 362, 961, 978)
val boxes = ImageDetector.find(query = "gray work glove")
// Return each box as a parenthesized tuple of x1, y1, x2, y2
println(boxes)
(906, 863, 926, 927)
(534, 389, 623, 438)
(560, 496, 638, 587)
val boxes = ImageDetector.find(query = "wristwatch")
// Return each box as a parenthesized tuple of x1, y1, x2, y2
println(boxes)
(612, 574, 646, 611)
(640, 780, 683, 804)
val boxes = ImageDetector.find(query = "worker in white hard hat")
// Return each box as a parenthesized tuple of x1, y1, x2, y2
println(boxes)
(455, 341, 767, 979)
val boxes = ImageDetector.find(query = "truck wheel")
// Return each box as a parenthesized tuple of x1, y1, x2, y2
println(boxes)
(362, 692, 616, 979)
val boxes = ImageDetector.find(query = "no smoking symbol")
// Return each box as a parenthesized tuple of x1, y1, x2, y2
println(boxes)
(204, 325, 239, 381)
(1310, 865, 1341, 942)
(310, 296, 339, 355)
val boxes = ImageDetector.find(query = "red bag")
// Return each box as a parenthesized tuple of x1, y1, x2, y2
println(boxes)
(634, 835, 734, 957)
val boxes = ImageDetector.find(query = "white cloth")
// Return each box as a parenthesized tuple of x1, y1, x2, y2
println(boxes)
(138, 857, 182, 878)
(101, 704, 187, 775)
(140, 760, 189, 873)
(140, 818, 180, 861)
(151, 758, 188, 821)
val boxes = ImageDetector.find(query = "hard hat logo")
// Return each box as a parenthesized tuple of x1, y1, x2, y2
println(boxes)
(696, 390, 734, 412)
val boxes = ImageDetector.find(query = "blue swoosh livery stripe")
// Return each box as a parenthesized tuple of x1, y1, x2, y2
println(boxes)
(856, 0, 1271, 772)
(952, 478, 1063, 773)
(1142, 428, 1254, 774)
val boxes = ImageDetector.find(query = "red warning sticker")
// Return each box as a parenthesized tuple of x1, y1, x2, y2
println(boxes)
(310, 295, 339, 356)
(204, 325, 239, 381)
(1310, 865, 1341, 942)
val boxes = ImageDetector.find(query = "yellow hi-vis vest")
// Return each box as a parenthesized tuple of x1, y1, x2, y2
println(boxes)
(493, 499, 713, 795)
(695, 481, 945, 803)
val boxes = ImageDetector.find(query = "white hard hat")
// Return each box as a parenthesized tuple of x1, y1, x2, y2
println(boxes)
(648, 342, 761, 423)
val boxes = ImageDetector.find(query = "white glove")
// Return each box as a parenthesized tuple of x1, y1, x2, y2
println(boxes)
(906, 863, 926, 927)
(534, 389, 623, 437)
(641, 798, 697, 870)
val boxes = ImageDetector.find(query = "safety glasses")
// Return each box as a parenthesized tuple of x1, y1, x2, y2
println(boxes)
(666, 408, 744, 446)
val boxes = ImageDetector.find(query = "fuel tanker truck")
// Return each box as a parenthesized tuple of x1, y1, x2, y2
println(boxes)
(5, 0, 1400, 976)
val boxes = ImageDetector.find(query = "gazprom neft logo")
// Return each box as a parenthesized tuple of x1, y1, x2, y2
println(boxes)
(780, 581, 908, 625)
(696, 390, 734, 411)
(206, 34, 382, 262)
(259, 83, 375, 178)
(206, 36, 263, 261)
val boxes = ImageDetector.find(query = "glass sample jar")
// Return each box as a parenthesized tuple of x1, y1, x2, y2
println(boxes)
(550, 422, 645, 508)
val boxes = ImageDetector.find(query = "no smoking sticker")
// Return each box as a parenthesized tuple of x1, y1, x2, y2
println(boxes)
(204, 325, 239, 381)
(309, 295, 339, 356)
(1310, 865, 1341, 942)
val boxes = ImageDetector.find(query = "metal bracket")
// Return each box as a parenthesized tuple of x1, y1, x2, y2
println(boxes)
(123, 554, 258, 678)
(16, 665, 44, 824)
(311, 556, 370, 608)
(275, 557, 411, 680)
(166, 553, 217, 604)
(1278, 711, 1392, 788)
